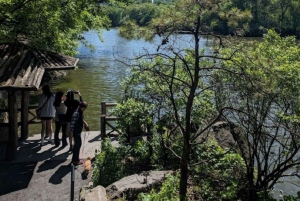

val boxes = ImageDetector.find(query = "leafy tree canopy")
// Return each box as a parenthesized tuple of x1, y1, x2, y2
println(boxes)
(0, 0, 112, 55)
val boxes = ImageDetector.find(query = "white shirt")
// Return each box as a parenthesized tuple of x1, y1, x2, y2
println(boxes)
(39, 94, 56, 118)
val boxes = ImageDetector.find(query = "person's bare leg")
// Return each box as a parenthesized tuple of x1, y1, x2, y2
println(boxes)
(41, 120, 46, 145)
(46, 119, 53, 143)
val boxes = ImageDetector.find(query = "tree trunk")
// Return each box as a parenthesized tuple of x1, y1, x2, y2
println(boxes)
(179, 139, 190, 201)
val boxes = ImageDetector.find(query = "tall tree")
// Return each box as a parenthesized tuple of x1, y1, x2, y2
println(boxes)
(118, 0, 251, 200)
(0, 0, 111, 55)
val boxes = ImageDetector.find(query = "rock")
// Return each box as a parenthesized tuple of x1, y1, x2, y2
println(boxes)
(195, 121, 236, 149)
(211, 121, 237, 149)
(106, 170, 173, 200)
(195, 121, 249, 156)
(42, 70, 68, 83)
(80, 185, 107, 201)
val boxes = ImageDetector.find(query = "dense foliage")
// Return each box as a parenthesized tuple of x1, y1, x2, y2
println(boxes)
(108, 0, 300, 198)
(107, 0, 300, 37)
(0, 0, 111, 55)
(215, 29, 300, 199)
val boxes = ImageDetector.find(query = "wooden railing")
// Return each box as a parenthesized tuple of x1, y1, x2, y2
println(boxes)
(100, 101, 121, 138)
(0, 105, 41, 141)
(0, 105, 40, 126)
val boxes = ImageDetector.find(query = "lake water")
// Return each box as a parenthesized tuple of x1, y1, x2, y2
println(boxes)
(29, 28, 205, 134)
(28, 28, 299, 198)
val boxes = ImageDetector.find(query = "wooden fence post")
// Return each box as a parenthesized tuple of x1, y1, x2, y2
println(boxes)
(5, 90, 18, 161)
(21, 91, 29, 140)
(100, 102, 106, 138)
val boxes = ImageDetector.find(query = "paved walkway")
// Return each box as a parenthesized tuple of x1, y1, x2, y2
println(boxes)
(0, 131, 103, 201)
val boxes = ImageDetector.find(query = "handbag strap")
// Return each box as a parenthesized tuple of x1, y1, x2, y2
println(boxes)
(38, 94, 51, 111)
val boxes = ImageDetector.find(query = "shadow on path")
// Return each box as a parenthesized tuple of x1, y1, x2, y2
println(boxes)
(0, 161, 37, 196)
(49, 164, 71, 185)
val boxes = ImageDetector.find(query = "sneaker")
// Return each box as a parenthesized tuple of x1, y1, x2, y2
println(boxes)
(72, 161, 83, 165)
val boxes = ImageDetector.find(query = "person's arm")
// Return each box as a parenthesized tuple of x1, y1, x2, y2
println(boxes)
(77, 92, 83, 102)
(83, 120, 89, 131)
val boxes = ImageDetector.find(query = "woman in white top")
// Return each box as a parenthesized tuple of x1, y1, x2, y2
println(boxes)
(37, 85, 55, 146)
(53, 91, 68, 147)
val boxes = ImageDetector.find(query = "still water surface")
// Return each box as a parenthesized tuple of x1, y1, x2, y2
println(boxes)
(28, 29, 299, 197)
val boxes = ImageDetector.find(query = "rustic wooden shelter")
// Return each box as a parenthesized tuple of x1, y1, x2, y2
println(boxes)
(0, 43, 79, 161)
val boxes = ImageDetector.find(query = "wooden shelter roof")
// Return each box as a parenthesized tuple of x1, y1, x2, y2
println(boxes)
(0, 43, 79, 91)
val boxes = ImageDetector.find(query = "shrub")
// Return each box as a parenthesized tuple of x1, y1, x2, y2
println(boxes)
(114, 98, 154, 138)
(92, 138, 125, 187)
(138, 173, 180, 201)
(189, 140, 247, 201)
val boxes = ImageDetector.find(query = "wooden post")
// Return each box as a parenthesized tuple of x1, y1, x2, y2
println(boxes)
(100, 102, 106, 138)
(21, 91, 29, 140)
(5, 90, 18, 161)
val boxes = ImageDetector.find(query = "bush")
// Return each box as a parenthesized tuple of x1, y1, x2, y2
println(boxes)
(114, 98, 154, 139)
(189, 140, 247, 201)
(92, 138, 125, 187)
(92, 137, 154, 187)
(138, 173, 180, 201)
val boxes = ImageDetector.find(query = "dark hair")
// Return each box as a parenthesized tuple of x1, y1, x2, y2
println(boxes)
(54, 91, 64, 107)
(42, 85, 52, 98)
(79, 101, 88, 108)
(65, 89, 75, 105)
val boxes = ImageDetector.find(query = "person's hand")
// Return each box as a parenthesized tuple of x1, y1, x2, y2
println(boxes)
(84, 122, 89, 131)
(77, 91, 81, 96)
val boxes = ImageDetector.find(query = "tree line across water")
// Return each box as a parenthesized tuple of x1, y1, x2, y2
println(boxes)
(108, 0, 300, 38)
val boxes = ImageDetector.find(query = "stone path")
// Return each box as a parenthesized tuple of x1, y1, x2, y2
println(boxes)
(0, 131, 103, 201)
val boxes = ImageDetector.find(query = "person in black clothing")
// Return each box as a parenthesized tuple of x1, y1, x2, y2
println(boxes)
(65, 89, 83, 151)
(70, 101, 89, 165)
(53, 91, 68, 147)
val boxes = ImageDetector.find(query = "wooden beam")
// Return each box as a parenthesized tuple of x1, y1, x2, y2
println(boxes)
(5, 90, 18, 161)
(0, 105, 38, 113)
(43, 66, 76, 71)
(21, 91, 29, 140)
(0, 86, 38, 91)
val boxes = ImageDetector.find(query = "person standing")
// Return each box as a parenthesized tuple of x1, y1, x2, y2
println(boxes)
(70, 101, 89, 165)
(53, 91, 68, 147)
(64, 89, 83, 151)
(37, 85, 55, 146)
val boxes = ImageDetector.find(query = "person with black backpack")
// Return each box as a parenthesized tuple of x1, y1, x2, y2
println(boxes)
(64, 89, 83, 151)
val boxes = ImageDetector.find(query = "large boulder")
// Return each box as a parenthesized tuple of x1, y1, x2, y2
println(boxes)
(80, 182, 107, 201)
(195, 121, 249, 157)
(106, 170, 173, 201)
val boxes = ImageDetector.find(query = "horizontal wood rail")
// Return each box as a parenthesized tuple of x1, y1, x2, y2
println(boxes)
(0, 105, 38, 113)
(0, 105, 40, 128)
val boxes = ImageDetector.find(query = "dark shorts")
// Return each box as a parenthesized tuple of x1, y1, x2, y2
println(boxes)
(41, 117, 53, 120)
